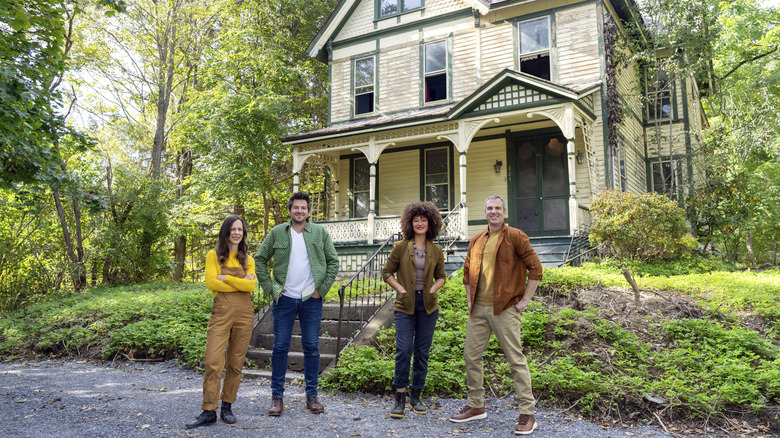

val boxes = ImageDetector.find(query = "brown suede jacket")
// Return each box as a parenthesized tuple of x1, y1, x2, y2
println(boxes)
(382, 239, 446, 315)
(463, 223, 543, 315)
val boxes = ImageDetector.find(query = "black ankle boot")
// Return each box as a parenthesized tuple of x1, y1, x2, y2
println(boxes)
(390, 391, 406, 419)
(220, 401, 236, 424)
(409, 388, 427, 414)
(186, 410, 216, 429)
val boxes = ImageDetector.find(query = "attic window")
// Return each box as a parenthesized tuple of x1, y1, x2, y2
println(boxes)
(424, 41, 447, 103)
(354, 55, 375, 116)
(518, 17, 551, 81)
(378, 0, 422, 19)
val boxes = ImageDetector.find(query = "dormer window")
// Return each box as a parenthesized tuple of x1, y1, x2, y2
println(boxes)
(424, 40, 447, 103)
(378, 0, 422, 19)
(517, 17, 551, 81)
(354, 55, 375, 116)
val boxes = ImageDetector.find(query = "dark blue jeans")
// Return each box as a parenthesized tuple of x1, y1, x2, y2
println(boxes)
(272, 294, 323, 398)
(392, 290, 439, 390)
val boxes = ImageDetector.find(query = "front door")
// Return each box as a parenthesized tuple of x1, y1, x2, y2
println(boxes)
(509, 131, 569, 236)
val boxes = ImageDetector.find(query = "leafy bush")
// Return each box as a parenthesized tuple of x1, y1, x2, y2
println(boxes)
(590, 190, 697, 261)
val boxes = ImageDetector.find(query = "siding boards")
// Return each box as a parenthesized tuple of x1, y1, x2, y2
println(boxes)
(379, 45, 418, 113)
(330, 61, 351, 123)
(556, 4, 600, 85)
(480, 23, 515, 80)
(466, 138, 507, 236)
(377, 150, 419, 215)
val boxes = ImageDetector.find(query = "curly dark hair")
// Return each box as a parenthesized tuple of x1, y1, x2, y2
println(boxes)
(400, 201, 443, 241)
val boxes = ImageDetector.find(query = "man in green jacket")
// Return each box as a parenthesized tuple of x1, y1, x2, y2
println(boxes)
(255, 192, 339, 417)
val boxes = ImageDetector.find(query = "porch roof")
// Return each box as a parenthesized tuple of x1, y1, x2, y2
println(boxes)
(283, 69, 600, 145)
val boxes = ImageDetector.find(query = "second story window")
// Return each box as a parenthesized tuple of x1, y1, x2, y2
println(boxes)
(379, 0, 422, 19)
(354, 56, 375, 116)
(424, 40, 447, 103)
(518, 17, 551, 81)
(647, 71, 672, 120)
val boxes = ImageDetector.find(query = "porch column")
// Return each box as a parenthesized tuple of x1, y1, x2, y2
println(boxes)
(367, 162, 376, 244)
(567, 139, 577, 234)
(459, 151, 468, 240)
(293, 172, 300, 193)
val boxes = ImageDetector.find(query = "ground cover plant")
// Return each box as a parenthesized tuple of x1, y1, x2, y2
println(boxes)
(1, 259, 778, 435)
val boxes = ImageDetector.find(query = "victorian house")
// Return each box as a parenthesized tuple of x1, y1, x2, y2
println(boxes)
(283, 0, 705, 268)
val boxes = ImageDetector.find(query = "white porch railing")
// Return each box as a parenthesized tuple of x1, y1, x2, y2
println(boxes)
(318, 206, 464, 245)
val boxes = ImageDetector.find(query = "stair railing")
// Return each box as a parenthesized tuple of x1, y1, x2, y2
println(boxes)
(335, 232, 400, 365)
(558, 224, 600, 267)
(435, 201, 464, 253)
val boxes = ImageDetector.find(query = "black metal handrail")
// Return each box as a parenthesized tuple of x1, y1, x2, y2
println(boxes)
(558, 224, 599, 267)
(435, 201, 464, 253)
(335, 232, 400, 364)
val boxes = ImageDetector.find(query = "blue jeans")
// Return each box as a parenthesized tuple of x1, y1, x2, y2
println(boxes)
(392, 291, 439, 390)
(272, 294, 323, 398)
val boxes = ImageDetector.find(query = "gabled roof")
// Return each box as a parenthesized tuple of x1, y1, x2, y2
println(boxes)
(283, 69, 599, 145)
(307, 0, 491, 61)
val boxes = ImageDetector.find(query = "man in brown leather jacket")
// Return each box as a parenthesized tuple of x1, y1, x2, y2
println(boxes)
(450, 195, 543, 435)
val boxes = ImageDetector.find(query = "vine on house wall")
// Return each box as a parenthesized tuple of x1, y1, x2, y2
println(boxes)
(603, 16, 622, 162)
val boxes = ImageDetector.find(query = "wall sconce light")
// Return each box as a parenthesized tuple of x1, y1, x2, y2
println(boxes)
(494, 160, 503, 173)
(576, 152, 584, 165)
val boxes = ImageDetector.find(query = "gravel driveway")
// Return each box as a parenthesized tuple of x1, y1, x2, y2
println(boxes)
(0, 360, 674, 438)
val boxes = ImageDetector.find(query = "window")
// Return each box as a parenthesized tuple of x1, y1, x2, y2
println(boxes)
(424, 147, 449, 210)
(424, 41, 447, 103)
(647, 71, 671, 120)
(352, 158, 370, 217)
(619, 146, 627, 192)
(378, 0, 422, 19)
(518, 17, 551, 80)
(651, 159, 678, 198)
(354, 56, 375, 116)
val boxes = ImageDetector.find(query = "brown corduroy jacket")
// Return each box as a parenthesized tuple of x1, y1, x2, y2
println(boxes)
(382, 239, 446, 315)
(463, 223, 543, 315)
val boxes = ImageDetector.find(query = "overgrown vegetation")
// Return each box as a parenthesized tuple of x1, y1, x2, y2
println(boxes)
(1, 261, 778, 433)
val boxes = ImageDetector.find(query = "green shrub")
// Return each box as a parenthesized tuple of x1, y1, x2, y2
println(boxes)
(590, 190, 697, 261)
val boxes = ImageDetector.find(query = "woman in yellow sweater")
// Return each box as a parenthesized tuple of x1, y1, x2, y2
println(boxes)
(186, 215, 256, 429)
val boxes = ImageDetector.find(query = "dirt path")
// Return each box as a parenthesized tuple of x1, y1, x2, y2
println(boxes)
(0, 360, 675, 438)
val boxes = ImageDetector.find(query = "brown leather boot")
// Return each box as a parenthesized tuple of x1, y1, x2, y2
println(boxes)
(514, 414, 537, 435)
(306, 396, 325, 413)
(268, 398, 283, 416)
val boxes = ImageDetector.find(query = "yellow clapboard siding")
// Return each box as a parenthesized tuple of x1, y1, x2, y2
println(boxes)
(377, 150, 420, 216)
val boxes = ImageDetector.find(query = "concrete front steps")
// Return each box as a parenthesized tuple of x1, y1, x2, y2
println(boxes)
(244, 300, 388, 381)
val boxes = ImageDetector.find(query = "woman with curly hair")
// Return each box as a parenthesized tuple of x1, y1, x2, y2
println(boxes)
(381, 201, 446, 419)
(186, 215, 256, 429)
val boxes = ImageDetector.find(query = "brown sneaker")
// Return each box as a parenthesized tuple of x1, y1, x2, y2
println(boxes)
(306, 396, 325, 414)
(449, 405, 486, 423)
(268, 398, 283, 416)
(514, 414, 537, 435)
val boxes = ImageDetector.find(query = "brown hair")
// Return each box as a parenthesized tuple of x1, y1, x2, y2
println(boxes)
(215, 215, 249, 270)
(400, 201, 443, 241)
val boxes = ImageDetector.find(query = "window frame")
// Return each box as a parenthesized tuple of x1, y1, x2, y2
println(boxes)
(646, 71, 673, 121)
(420, 38, 451, 106)
(353, 54, 377, 117)
(515, 16, 552, 81)
(419, 145, 453, 211)
(376, 0, 424, 20)
(650, 157, 680, 199)
(350, 157, 372, 218)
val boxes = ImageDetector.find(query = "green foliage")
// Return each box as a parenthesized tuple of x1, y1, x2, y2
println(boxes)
(590, 190, 697, 262)
(91, 167, 174, 284)
(0, 283, 212, 367)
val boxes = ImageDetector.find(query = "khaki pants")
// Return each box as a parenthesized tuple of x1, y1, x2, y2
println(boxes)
(464, 304, 535, 414)
(201, 291, 254, 411)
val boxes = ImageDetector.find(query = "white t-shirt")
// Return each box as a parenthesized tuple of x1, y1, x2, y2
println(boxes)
(282, 228, 316, 299)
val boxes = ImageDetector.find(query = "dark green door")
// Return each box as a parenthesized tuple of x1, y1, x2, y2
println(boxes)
(510, 132, 568, 236)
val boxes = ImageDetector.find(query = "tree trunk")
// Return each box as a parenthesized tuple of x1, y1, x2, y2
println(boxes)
(150, 8, 177, 180)
(173, 234, 187, 281)
(52, 189, 85, 290)
(746, 232, 756, 269)
(622, 267, 641, 306)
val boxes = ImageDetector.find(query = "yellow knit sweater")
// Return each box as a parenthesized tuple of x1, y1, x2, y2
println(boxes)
(204, 250, 256, 298)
